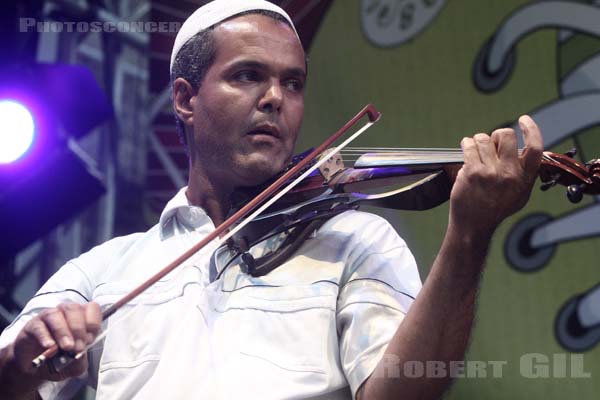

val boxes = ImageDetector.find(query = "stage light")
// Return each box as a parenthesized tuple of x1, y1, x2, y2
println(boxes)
(0, 64, 112, 259)
(0, 100, 35, 164)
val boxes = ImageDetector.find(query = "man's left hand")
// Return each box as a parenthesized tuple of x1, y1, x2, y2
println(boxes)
(448, 115, 544, 238)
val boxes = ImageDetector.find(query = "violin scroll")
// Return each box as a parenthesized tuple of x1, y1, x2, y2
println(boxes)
(538, 149, 600, 203)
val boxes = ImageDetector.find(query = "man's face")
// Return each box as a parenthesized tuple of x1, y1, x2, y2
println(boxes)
(189, 14, 306, 187)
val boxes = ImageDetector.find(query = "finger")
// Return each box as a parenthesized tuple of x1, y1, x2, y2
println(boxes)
(59, 303, 87, 352)
(518, 115, 544, 174)
(461, 137, 481, 166)
(473, 133, 497, 166)
(492, 128, 518, 163)
(40, 308, 75, 352)
(22, 318, 56, 350)
(84, 302, 102, 344)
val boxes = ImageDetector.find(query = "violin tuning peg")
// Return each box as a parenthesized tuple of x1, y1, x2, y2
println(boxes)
(540, 173, 561, 191)
(564, 148, 577, 158)
(566, 184, 585, 203)
(540, 180, 556, 191)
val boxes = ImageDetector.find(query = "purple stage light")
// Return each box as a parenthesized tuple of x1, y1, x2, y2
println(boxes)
(0, 100, 35, 164)
(0, 64, 111, 258)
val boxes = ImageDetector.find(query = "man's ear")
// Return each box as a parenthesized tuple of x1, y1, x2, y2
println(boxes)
(173, 77, 196, 126)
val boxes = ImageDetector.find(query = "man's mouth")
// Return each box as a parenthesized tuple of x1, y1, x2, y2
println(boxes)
(247, 124, 281, 139)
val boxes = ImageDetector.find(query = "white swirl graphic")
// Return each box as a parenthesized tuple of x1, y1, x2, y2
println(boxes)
(361, 0, 447, 47)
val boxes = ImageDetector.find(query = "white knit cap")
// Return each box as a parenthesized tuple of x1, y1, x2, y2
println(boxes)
(170, 0, 299, 73)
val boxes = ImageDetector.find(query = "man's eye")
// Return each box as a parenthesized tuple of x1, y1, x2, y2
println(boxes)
(234, 70, 260, 82)
(284, 79, 304, 92)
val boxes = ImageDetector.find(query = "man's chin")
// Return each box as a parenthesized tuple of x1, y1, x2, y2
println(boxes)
(236, 157, 288, 187)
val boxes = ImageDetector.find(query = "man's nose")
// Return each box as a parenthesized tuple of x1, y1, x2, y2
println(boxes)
(258, 80, 283, 113)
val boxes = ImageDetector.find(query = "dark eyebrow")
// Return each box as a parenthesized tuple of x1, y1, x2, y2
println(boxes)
(228, 60, 306, 79)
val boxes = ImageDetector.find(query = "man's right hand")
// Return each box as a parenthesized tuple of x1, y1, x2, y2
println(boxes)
(0, 302, 101, 398)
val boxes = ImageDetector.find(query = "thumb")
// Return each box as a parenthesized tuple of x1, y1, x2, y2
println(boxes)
(518, 115, 544, 179)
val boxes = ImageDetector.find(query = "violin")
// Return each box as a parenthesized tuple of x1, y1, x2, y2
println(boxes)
(225, 146, 600, 278)
(32, 104, 600, 371)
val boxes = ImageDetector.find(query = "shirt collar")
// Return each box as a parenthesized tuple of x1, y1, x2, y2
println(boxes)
(159, 187, 213, 239)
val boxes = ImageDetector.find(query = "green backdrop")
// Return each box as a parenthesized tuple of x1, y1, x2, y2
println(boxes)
(301, 1, 600, 398)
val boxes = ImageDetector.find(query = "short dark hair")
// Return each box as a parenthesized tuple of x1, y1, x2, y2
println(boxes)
(170, 9, 292, 152)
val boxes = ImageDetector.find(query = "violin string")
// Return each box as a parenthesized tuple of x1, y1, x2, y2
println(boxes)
(341, 147, 526, 152)
(338, 148, 526, 166)
(343, 147, 462, 153)
(339, 149, 525, 156)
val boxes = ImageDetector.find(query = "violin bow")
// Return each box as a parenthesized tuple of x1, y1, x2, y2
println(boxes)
(32, 104, 381, 371)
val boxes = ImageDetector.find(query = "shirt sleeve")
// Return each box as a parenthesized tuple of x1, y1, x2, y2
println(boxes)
(0, 261, 95, 399)
(0, 233, 141, 399)
(335, 212, 422, 398)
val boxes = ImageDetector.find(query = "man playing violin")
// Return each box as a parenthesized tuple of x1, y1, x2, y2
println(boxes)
(0, 0, 543, 399)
